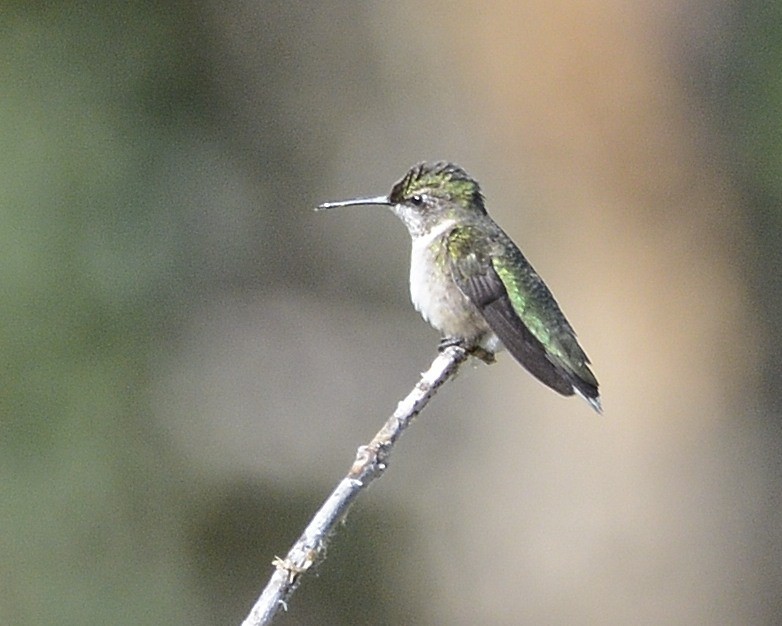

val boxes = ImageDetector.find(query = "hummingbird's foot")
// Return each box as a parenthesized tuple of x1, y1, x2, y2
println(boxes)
(468, 346, 496, 364)
(438, 336, 465, 352)
(437, 337, 496, 364)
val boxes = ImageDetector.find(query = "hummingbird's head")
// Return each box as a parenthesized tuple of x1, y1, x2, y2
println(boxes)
(317, 161, 485, 236)
(383, 162, 485, 235)
(387, 162, 485, 232)
(390, 162, 485, 213)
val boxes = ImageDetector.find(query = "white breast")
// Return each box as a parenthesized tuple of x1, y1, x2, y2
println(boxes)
(408, 220, 492, 343)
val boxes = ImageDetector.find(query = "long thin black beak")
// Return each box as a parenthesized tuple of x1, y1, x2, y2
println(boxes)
(316, 195, 392, 211)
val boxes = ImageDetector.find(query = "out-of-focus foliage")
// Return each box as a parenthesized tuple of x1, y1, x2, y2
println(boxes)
(720, 3, 782, 411)
(1, 3, 214, 623)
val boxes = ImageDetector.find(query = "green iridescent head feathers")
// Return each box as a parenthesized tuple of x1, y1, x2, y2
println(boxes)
(390, 162, 487, 214)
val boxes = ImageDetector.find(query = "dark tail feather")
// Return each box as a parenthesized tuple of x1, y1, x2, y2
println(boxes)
(567, 373, 601, 414)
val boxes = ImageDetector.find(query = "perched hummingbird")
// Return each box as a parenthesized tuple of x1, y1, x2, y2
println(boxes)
(317, 162, 601, 413)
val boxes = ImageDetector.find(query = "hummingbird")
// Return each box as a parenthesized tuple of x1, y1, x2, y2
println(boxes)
(317, 162, 601, 413)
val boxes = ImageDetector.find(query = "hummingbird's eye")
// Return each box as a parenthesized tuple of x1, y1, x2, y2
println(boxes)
(410, 194, 424, 206)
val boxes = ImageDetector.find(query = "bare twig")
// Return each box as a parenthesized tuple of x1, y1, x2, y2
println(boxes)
(241, 345, 469, 626)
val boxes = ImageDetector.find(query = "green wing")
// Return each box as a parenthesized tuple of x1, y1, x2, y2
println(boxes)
(447, 225, 600, 407)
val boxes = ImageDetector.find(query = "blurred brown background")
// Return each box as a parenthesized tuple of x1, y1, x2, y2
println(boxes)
(2, 2, 781, 624)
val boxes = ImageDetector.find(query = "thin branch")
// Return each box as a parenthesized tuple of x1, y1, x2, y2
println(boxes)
(241, 345, 470, 626)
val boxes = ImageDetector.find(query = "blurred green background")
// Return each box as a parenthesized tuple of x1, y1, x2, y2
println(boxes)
(2, 2, 781, 624)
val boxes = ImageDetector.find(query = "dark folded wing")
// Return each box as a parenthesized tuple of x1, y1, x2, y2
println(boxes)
(452, 261, 576, 397)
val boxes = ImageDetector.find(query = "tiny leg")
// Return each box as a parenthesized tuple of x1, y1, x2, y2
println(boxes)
(438, 336, 465, 352)
(468, 346, 496, 364)
(438, 336, 496, 364)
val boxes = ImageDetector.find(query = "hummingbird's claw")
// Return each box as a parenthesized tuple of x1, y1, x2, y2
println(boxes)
(437, 337, 495, 364)
(437, 336, 464, 352)
(467, 346, 496, 364)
